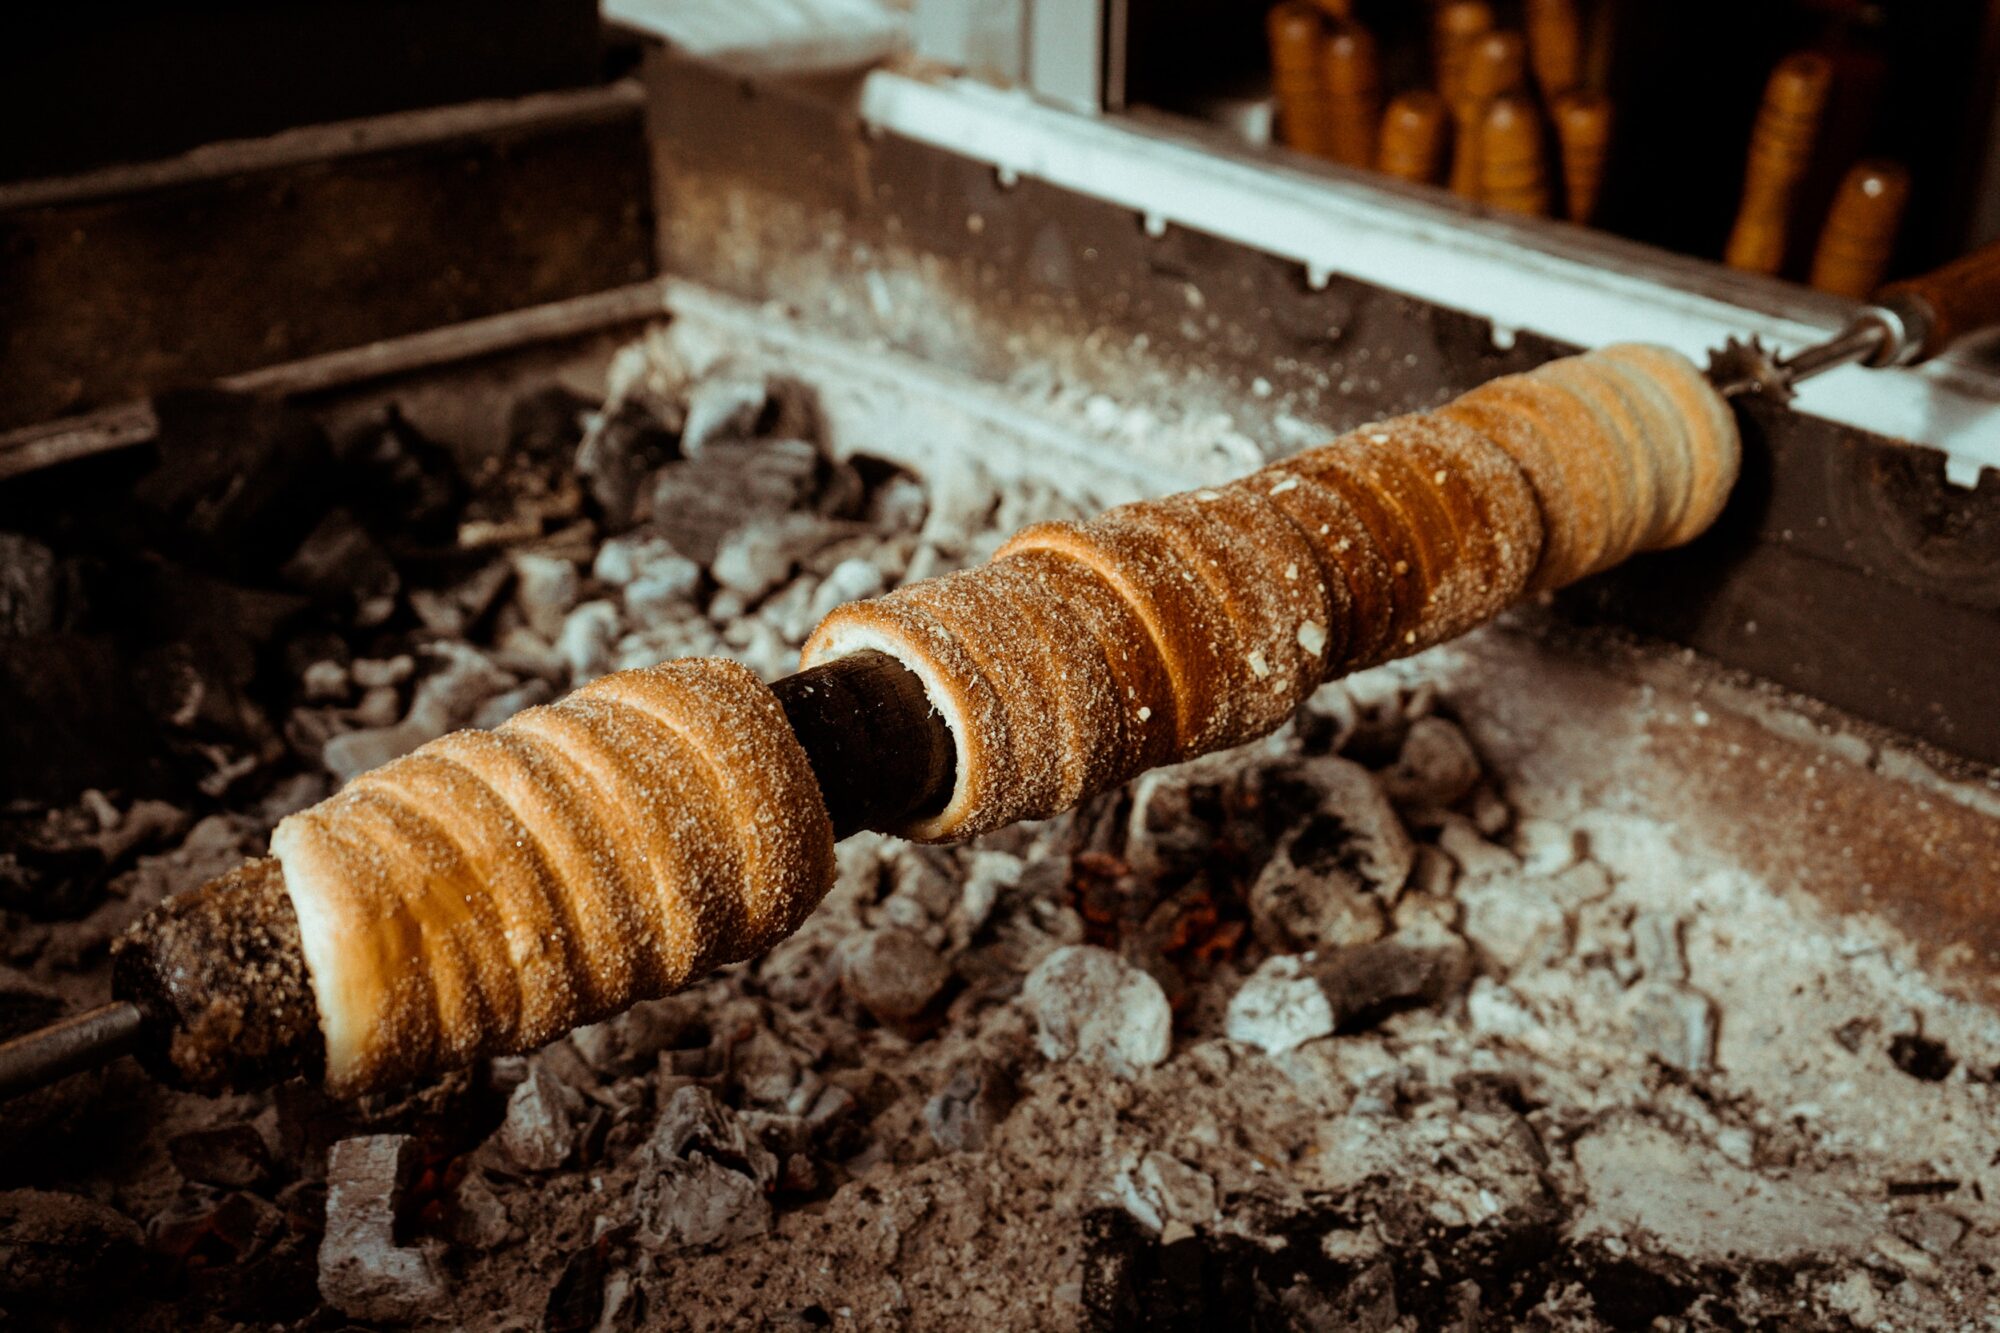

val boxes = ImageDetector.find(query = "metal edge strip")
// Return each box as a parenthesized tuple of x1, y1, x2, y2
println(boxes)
(857, 71, 2000, 484)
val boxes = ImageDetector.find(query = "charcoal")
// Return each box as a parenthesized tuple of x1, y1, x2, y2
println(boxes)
(576, 397, 679, 531)
(1225, 954, 1337, 1055)
(1626, 982, 1720, 1074)
(299, 659, 349, 702)
(866, 472, 929, 533)
(1632, 913, 1688, 982)
(1260, 756, 1414, 895)
(650, 440, 821, 565)
(511, 384, 598, 463)
(318, 1135, 447, 1322)
(136, 392, 337, 576)
(469, 678, 555, 730)
(923, 1061, 1018, 1153)
(511, 552, 582, 640)
(341, 409, 467, 542)
(1378, 715, 1483, 808)
(350, 654, 414, 690)
(733, 1029, 803, 1106)
(350, 685, 401, 729)
(556, 600, 621, 683)
(320, 643, 511, 781)
(593, 534, 697, 591)
(148, 1188, 285, 1264)
(1437, 813, 1523, 882)
(0, 1189, 145, 1307)
(451, 1171, 514, 1250)
(1248, 815, 1392, 953)
(280, 508, 399, 626)
(1111, 1152, 1218, 1238)
(495, 1063, 583, 1173)
(1459, 875, 1570, 971)
(647, 1085, 776, 1188)
(1228, 934, 1473, 1054)
(807, 555, 885, 621)
(630, 1156, 771, 1253)
(409, 559, 512, 638)
(569, 997, 700, 1076)
(624, 568, 704, 633)
(168, 1123, 275, 1190)
(841, 927, 951, 1029)
(1021, 945, 1172, 1075)
(681, 369, 771, 457)
(712, 513, 851, 602)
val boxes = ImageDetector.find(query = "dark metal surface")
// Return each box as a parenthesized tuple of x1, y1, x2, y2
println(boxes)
(643, 52, 2000, 767)
(2, 0, 603, 182)
(0, 1002, 143, 1103)
(0, 86, 656, 431)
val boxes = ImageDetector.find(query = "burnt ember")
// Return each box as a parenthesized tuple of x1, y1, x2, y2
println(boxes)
(4, 324, 2000, 1330)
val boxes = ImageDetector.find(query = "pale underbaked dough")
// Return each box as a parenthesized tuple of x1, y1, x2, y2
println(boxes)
(272, 659, 834, 1096)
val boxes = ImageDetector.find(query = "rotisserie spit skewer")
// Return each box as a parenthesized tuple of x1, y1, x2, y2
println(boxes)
(18, 285, 1994, 1105)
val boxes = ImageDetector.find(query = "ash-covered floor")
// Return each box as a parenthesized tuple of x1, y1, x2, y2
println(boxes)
(4, 324, 2000, 1332)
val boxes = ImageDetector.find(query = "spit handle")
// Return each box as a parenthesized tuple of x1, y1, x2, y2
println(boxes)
(1877, 237, 2000, 364)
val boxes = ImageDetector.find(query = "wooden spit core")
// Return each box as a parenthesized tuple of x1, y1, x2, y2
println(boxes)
(1377, 91, 1449, 184)
(1524, 0, 1583, 101)
(1321, 22, 1382, 169)
(1267, 1, 1332, 158)
(1553, 91, 1613, 225)
(1450, 30, 1528, 198)
(1724, 52, 1834, 275)
(1480, 95, 1552, 216)
(1809, 160, 1911, 298)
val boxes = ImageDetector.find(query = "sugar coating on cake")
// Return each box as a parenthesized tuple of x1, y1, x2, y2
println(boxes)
(273, 658, 834, 1096)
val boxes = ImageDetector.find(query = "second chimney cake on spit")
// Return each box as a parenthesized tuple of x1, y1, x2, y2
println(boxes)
(111, 343, 1739, 1098)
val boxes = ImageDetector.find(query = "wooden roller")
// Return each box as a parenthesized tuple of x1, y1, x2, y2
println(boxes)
(1479, 95, 1552, 216)
(1268, 1, 1332, 158)
(1524, 0, 1583, 101)
(1809, 160, 1911, 298)
(1377, 90, 1450, 184)
(1434, 0, 1496, 106)
(1553, 91, 1613, 225)
(1321, 21, 1383, 169)
(1724, 52, 1835, 275)
(1450, 30, 1528, 198)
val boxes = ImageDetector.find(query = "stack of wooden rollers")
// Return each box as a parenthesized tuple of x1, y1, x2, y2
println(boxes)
(805, 342, 1736, 841)
(1265, 0, 1613, 224)
(1726, 51, 1912, 296)
(1267, 3, 1912, 295)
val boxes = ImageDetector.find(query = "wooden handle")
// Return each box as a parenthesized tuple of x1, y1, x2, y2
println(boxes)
(1480, 96, 1552, 216)
(1879, 237, 2000, 360)
(1268, 1, 1331, 157)
(1321, 22, 1382, 168)
(1434, 0, 1496, 105)
(1724, 52, 1834, 274)
(1450, 30, 1527, 197)
(1553, 91, 1612, 225)
(1809, 160, 1910, 298)
(1377, 90, 1449, 184)
(1525, 0, 1583, 100)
